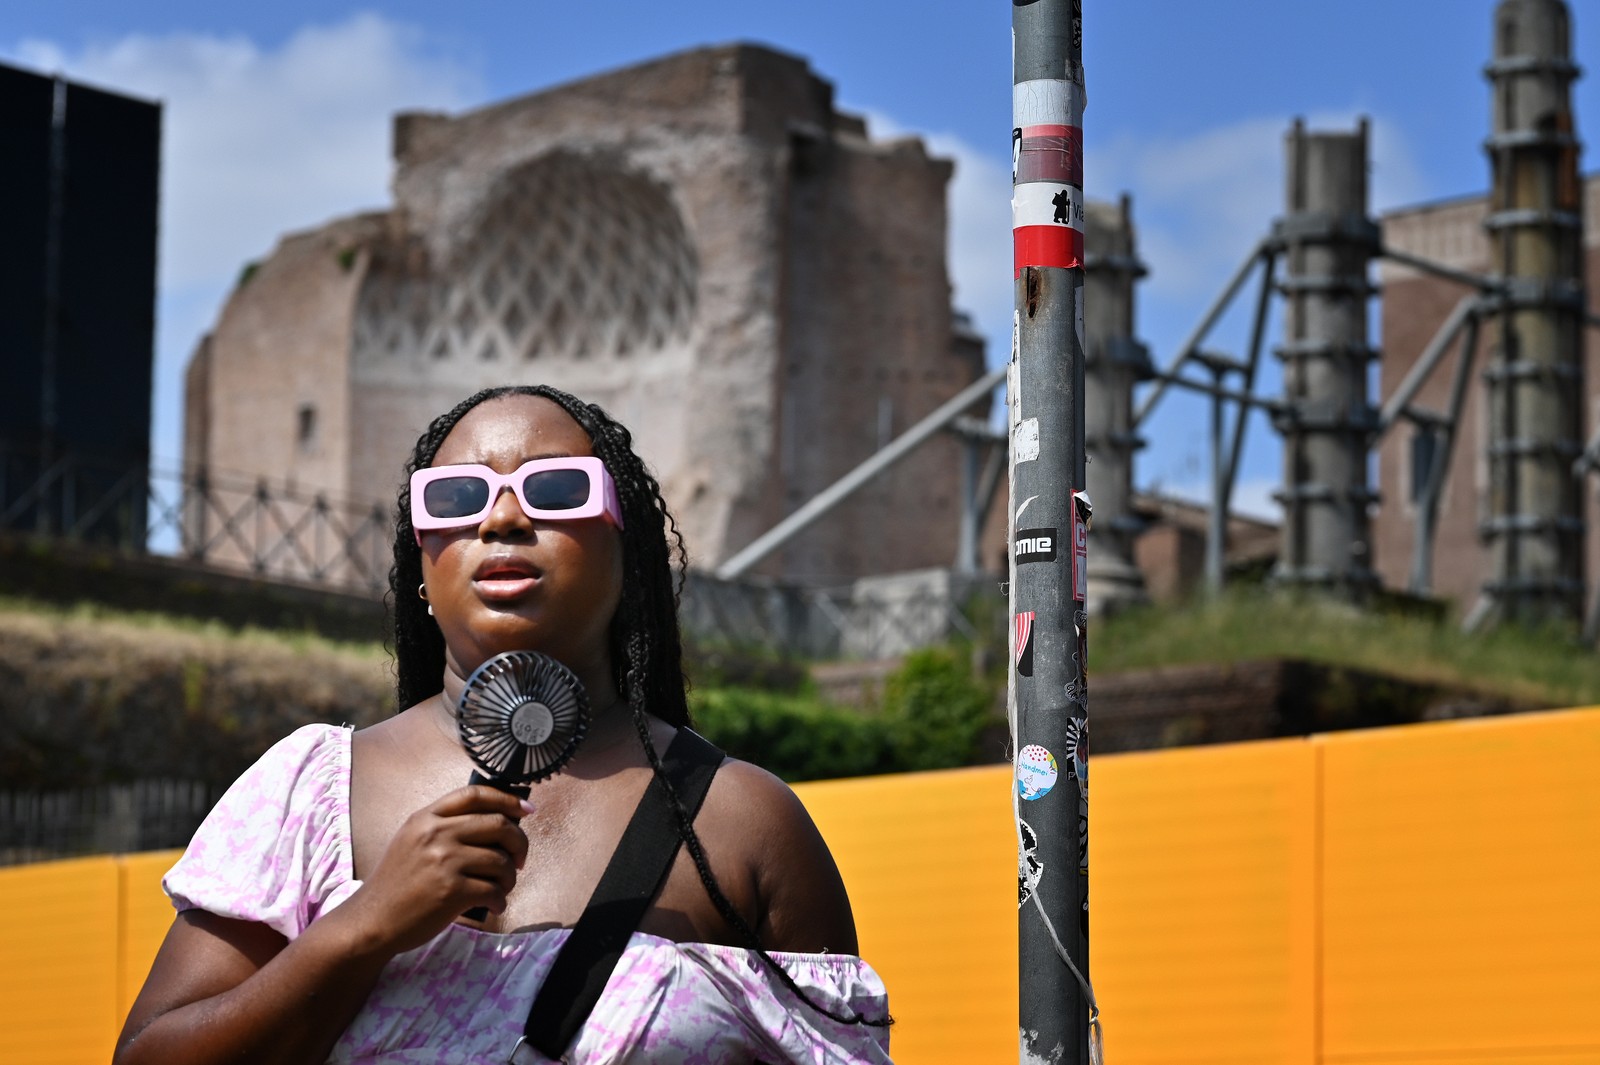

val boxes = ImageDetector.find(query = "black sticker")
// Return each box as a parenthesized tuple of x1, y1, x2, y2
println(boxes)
(1018, 819, 1042, 906)
(1015, 527, 1058, 565)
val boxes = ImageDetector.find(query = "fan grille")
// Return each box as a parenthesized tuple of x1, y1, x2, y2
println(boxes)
(458, 651, 588, 784)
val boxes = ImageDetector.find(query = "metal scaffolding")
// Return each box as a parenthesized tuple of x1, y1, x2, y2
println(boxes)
(1472, 0, 1587, 627)
(1083, 194, 1153, 612)
(1272, 119, 1381, 596)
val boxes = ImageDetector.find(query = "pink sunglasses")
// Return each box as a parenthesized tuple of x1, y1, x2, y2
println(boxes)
(410, 456, 624, 543)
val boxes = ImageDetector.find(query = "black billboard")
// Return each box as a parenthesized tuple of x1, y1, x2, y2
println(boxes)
(0, 62, 160, 545)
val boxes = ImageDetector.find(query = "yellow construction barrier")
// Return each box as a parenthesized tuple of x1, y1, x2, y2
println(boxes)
(3, 706, 1599, 1063)
(1319, 709, 1600, 1065)
(0, 857, 122, 1065)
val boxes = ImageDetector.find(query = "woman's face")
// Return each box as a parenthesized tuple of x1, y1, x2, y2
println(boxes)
(419, 394, 624, 684)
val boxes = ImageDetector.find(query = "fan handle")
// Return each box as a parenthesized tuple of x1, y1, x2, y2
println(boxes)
(463, 771, 532, 923)
(468, 769, 531, 799)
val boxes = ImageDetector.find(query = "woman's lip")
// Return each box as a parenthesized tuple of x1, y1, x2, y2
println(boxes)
(473, 554, 540, 580)
(474, 575, 538, 600)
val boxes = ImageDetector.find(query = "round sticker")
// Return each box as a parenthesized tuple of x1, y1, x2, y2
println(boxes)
(1016, 744, 1059, 801)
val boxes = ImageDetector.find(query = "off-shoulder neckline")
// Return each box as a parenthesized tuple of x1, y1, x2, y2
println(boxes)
(310, 722, 866, 964)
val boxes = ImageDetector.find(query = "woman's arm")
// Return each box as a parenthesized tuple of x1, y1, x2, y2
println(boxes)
(115, 785, 532, 1065)
(712, 761, 860, 955)
(115, 907, 387, 1065)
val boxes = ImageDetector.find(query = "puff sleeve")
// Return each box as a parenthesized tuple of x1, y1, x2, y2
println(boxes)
(163, 723, 352, 940)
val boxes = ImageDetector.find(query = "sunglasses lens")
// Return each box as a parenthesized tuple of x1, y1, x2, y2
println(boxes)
(522, 468, 592, 511)
(422, 475, 490, 519)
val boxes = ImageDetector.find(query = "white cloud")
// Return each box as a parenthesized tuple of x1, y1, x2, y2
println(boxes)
(921, 129, 1014, 356)
(1147, 474, 1282, 525)
(1090, 112, 1429, 313)
(10, 14, 482, 290)
(4, 15, 484, 463)
(1228, 477, 1283, 523)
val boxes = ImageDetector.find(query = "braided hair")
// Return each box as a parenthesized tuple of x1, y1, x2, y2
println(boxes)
(388, 385, 886, 1030)
(390, 384, 687, 721)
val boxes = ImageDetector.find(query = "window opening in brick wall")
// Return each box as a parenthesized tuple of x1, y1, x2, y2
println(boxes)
(297, 404, 318, 453)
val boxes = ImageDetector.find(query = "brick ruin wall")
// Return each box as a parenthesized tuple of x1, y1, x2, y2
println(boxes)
(1375, 175, 1600, 607)
(184, 44, 983, 589)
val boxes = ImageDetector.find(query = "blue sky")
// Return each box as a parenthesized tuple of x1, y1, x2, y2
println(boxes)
(6, 2, 1597, 518)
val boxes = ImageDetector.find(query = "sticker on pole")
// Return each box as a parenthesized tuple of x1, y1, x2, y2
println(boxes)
(1013, 123, 1082, 187)
(1016, 744, 1059, 800)
(1014, 527, 1057, 565)
(1018, 818, 1042, 908)
(1013, 611, 1035, 677)
(1013, 417, 1039, 462)
(1012, 78, 1084, 277)
(1012, 79, 1083, 131)
(1064, 717, 1088, 792)
(1072, 491, 1091, 603)
(1012, 183, 1085, 276)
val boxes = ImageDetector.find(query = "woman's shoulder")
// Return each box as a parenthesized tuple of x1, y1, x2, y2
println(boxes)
(695, 747, 861, 955)
(698, 752, 814, 852)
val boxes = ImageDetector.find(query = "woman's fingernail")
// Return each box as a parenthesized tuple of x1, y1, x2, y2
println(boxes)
(518, 799, 537, 816)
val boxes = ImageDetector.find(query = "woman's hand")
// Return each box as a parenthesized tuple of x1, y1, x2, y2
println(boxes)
(116, 785, 531, 1065)
(343, 784, 533, 953)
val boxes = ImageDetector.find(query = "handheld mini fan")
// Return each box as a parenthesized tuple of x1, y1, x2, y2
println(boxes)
(456, 650, 588, 921)
(457, 650, 590, 792)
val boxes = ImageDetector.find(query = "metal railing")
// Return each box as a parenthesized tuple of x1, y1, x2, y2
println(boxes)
(683, 569, 995, 661)
(1, 443, 1001, 658)
(0, 779, 220, 866)
(0, 442, 393, 594)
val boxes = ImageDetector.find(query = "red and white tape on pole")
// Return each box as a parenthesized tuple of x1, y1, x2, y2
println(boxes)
(1012, 78, 1084, 277)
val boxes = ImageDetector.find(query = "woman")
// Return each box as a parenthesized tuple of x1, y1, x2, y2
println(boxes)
(115, 386, 891, 1063)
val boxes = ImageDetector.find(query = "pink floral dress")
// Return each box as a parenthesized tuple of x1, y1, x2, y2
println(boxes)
(164, 724, 892, 1063)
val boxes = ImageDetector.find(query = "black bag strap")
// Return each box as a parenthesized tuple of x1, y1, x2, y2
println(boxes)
(517, 727, 725, 1062)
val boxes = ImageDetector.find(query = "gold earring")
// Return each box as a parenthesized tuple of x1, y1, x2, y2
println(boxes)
(418, 583, 434, 617)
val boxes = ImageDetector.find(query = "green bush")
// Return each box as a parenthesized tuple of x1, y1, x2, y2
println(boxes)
(690, 686, 892, 782)
(879, 646, 995, 772)
(691, 647, 998, 781)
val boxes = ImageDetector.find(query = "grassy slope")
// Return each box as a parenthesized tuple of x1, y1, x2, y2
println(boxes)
(7, 587, 1600, 722)
(0, 595, 391, 665)
(1093, 589, 1600, 711)
(0, 595, 394, 788)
